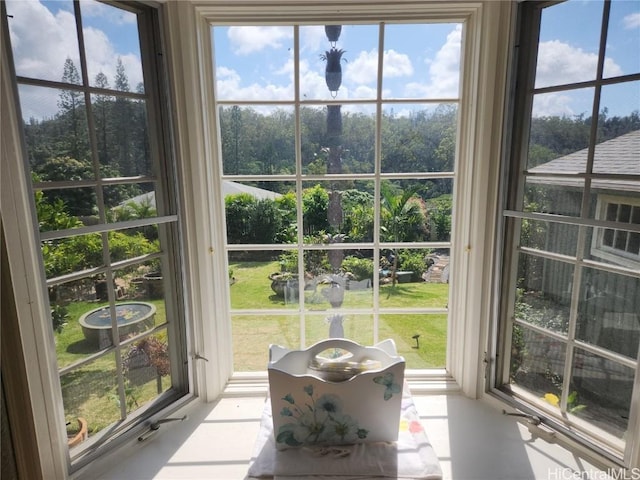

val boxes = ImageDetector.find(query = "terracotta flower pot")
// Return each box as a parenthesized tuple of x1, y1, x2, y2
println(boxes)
(67, 417, 88, 447)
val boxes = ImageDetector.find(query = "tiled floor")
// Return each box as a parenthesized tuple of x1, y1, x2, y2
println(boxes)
(93, 390, 611, 480)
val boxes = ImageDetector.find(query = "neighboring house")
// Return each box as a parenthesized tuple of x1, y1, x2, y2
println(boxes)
(119, 180, 282, 209)
(527, 130, 640, 359)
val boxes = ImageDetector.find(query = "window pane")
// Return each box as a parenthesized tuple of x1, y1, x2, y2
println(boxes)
(514, 253, 572, 335)
(535, 0, 603, 89)
(35, 187, 98, 231)
(303, 251, 374, 311)
(306, 313, 374, 347)
(381, 104, 457, 173)
(108, 227, 160, 263)
(51, 289, 109, 369)
(605, 1, 640, 78)
(300, 24, 378, 101)
(379, 248, 449, 309)
(225, 181, 296, 244)
(380, 314, 447, 369)
(528, 90, 594, 171)
(6, 0, 81, 84)
(576, 268, 640, 359)
(519, 219, 578, 257)
(212, 26, 294, 101)
(509, 325, 567, 398)
(302, 181, 375, 242)
(42, 233, 103, 279)
(380, 180, 453, 242)
(523, 180, 583, 217)
(216, 22, 460, 375)
(121, 330, 172, 413)
(588, 205, 640, 267)
(112, 262, 163, 306)
(383, 24, 461, 100)
(105, 183, 158, 220)
(301, 105, 376, 175)
(218, 106, 295, 175)
(61, 355, 121, 443)
(594, 84, 640, 177)
(229, 251, 299, 310)
(81, 0, 144, 93)
(571, 348, 634, 439)
(232, 314, 300, 371)
(20, 84, 92, 173)
(92, 95, 152, 177)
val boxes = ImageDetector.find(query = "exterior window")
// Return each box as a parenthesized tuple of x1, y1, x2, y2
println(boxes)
(211, 22, 461, 372)
(5, 0, 188, 470)
(592, 195, 640, 266)
(497, 0, 640, 463)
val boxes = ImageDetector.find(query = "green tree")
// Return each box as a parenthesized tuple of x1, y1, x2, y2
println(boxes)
(225, 194, 284, 244)
(302, 184, 330, 235)
(57, 58, 88, 161)
(94, 71, 112, 166)
(35, 156, 96, 217)
(113, 57, 133, 175)
(380, 182, 427, 286)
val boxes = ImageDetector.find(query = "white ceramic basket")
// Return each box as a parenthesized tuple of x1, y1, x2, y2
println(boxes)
(268, 338, 405, 449)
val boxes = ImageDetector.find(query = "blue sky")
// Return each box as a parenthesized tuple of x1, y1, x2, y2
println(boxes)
(212, 22, 461, 108)
(6, 0, 640, 121)
(533, 0, 640, 119)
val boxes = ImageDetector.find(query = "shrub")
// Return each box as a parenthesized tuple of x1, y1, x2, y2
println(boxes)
(302, 184, 329, 234)
(225, 194, 285, 244)
(51, 304, 69, 333)
(341, 256, 373, 281)
(398, 249, 428, 281)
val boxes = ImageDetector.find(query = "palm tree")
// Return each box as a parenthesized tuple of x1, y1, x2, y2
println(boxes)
(380, 183, 425, 286)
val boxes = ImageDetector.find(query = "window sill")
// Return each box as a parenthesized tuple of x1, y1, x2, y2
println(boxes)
(89, 385, 613, 480)
(224, 369, 460, 397)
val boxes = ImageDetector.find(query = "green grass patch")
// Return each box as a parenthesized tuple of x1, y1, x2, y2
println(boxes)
(55, 299, 169, 436)
(230, 261, 449, 370)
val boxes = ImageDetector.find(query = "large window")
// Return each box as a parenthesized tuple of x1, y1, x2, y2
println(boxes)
(5, 0, 188, 470)
(497, 0, 640, 464)
(591, 195, 640, 267)
(211, 22, 462, 371)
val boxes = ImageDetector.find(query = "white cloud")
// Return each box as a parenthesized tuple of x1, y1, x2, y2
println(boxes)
(79, 0, 137, 25)
(623, 12, 640, 29)
(216, 66, 294, 101)
(83, 27, 143, 90)
(531, 92, 577, 117)
(404, 24, 461, 98)
(7, 0, 144, 119)
(535, 40, 623, 88)
(7, 0, 80, 82)
(227, 26, 292, 55)
(346, 49, 413, 86)
(383, 50, 414, 78)
(352, 85, 377, 99)
(346, 50, 377, 85)
(301, 26, 327, 54)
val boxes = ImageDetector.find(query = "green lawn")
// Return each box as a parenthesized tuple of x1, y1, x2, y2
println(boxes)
(56, 261, 448, 437)
(54, 299, 169, 437)
(230, 261, 448, 370)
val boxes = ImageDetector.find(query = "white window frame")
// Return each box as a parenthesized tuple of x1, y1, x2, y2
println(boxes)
(1, 2, 196, 477)
(491, 0, 640, 470)
(2, 0, 515, 477)
(167, 0, 512, 400)
(591, 194, 640, 269)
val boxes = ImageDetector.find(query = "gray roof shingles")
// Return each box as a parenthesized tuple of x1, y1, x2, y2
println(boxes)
(527, 130, 640, 192)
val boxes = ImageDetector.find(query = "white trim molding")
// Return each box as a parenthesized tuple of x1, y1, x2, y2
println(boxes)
(170, 0, 514, 397)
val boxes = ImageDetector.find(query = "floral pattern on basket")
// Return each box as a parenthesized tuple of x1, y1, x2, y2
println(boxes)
(276, 384, 369, 447)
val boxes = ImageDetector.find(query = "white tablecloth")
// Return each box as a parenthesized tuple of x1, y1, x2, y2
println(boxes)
(246, 386, 442, 480)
